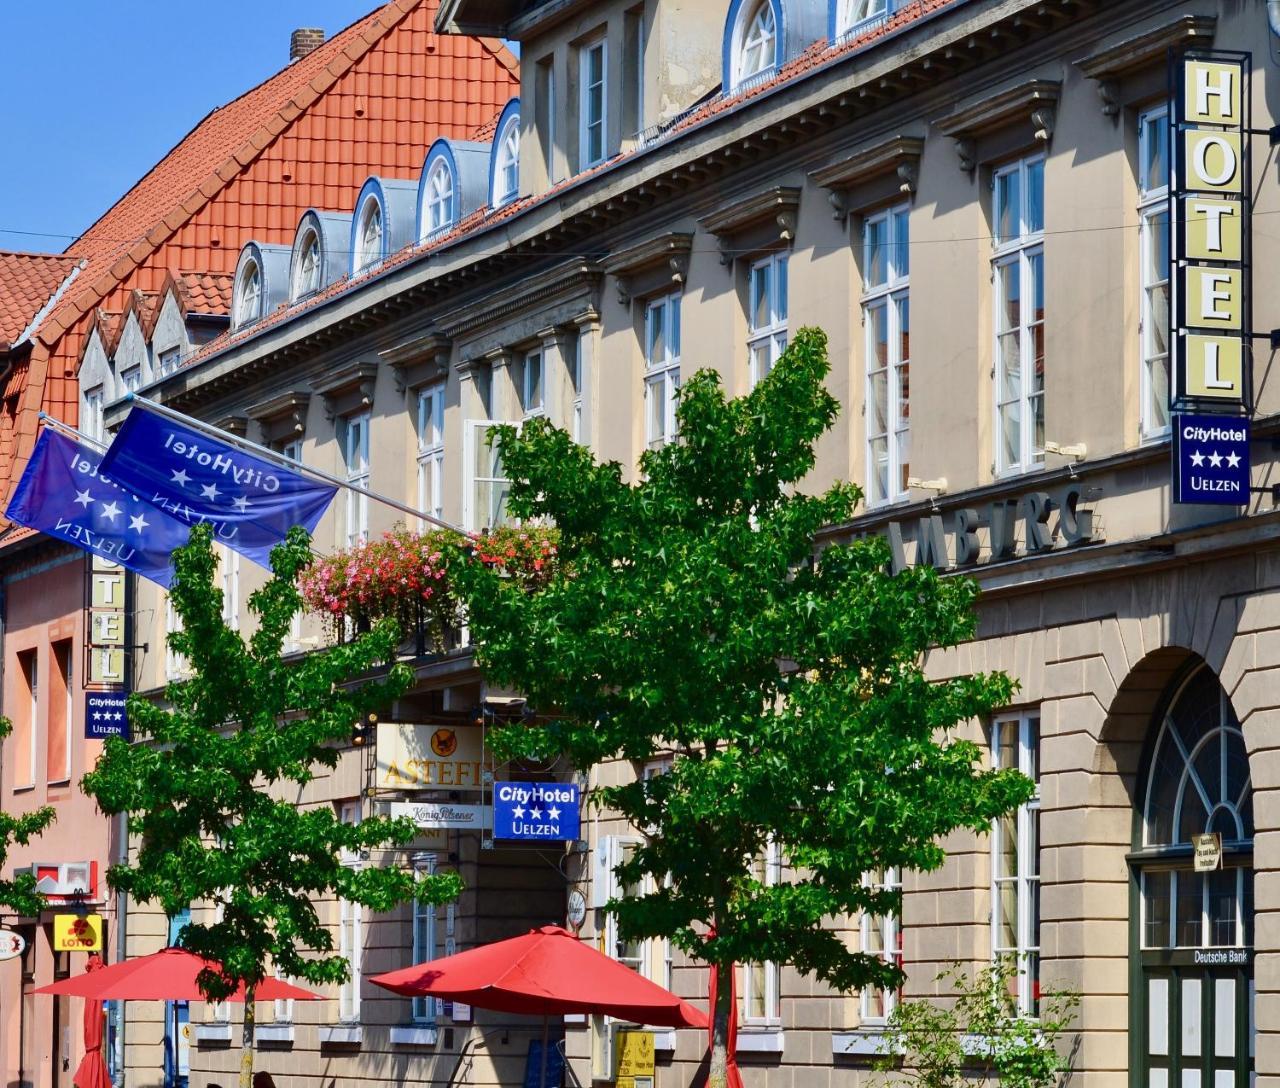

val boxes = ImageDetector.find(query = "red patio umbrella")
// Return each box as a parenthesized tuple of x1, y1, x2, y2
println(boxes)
(370, 924, 707, 1027)
(72, 955, 111, 1088)
(32, 947, 323, 1002)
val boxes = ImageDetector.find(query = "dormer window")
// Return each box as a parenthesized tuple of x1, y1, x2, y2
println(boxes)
(732, 0, 778, 90)
(292, 229, 321, 299)
(494, 113, 520, 207)
(355, 197, 384, 271)
(424, 159, 455, 236)
(836, 0, 887, 39)
(233, 260, 262, 329)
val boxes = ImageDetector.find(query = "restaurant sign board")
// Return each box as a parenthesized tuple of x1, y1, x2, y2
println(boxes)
(375, 722, 486, 791)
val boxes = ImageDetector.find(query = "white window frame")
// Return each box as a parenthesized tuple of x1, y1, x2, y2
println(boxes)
(416, 383, 445, 528)
(356, 197, 384, 271)
(272, 961, 295, 1025)
(579, 38, 607, 169)
(748, 253, 789, 388)
(464, 419, 511, 532)
(165, 596, 188, 681)
(82, 387, 104, 444)
(836, 0, 888, 39)
(742, 840, 782, 1026)
(644, 293, 681, 450)
(292, 231, 321, 300)
(18, 650, 37, 789)
(1139, 104, 1171, 440)
(495, 115, 521, 206)
(991, 710, 1040, 1017)
(338, 800, 363, 1024)
(859, 868, 902, 1022)
(992, 155, 1045, 476)
(340, 412, 370, 548)
(732, 0, 777, 90)
(411, 853, 438, 1024)
(233, 260, 261, 328)
(119, 367, 142, 394)
(219, 547, 240, 630)
(570, 332, 585, 444)
(157, 347, 181, 376)
(425, 160, 454, 237)
(521, 349, 546, 420)
(862, 204, 910, 507)
(208, 892, 231, 1024)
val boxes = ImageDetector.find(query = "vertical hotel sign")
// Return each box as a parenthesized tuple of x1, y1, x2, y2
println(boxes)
(1171, 51, 1251, 412)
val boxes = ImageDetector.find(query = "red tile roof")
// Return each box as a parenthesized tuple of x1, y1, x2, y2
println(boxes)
(176, 272, 234, 317)
(0, 251, 79, 345)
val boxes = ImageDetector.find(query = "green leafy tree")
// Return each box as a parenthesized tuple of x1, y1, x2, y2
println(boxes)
(0, 719, 54, 917)
(82, 524, 462, 1088)
(873, 959, 1079, 1088)
(451, 327, 1033, 1088)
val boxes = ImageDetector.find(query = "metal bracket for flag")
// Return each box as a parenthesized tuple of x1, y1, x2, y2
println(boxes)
(123, 394, 479, 540)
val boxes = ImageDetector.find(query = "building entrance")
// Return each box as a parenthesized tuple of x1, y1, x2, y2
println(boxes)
(1132, 665, 1254, 1087)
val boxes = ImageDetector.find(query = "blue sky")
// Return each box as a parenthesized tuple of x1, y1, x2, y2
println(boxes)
(0, 2, 407, 254)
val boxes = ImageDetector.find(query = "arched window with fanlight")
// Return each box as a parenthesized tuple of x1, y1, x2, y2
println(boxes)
(355, 197, 384, 272)
(1133, 663, 1254, 1088)
(729, 0, 779, 91)
(493, 112, 521, 207)
(233, 259, 262, 329)
(291, 229, 321, 300)
(424, 159, 455, 237)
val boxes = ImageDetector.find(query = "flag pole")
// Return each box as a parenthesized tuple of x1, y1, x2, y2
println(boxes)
(37, 413, 108, 452)
(124, 394, 477, 539)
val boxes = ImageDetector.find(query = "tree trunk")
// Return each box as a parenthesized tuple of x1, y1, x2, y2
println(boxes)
(238, 984, 255, 1088)
(707, 964, 733, 1088)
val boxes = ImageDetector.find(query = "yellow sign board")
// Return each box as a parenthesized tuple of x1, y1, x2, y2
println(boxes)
(616, 1030, 656, 1080)
(53, 914, 103, 952)
(375, 722, 487, 790)
(1194, 832, 1223, 872)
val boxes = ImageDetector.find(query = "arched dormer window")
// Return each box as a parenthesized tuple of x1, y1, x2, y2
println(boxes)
(491, 102, 521, 209)
(355, 196, 384, 272)
(233, 260, 262, 329)
(424, 159, 455, 237)
(291, 228, 321, 300)
(835, 0, 887, 39)
(729, 0, 780, 91)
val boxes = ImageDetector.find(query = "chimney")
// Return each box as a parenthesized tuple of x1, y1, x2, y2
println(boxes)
(290, 28, 325, 61)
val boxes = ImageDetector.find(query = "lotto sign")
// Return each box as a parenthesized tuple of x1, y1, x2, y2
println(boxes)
(85, 691, 130, 740)
(1171, 52, 1251, 412)
(53, 914, 103, 952)
(493, 782, 581, 842)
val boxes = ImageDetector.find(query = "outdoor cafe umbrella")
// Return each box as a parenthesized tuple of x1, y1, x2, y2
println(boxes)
(72, 955, 111, 1088)
(33, 947, 323, 1002)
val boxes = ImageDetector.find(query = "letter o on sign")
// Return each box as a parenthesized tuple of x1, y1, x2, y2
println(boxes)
(1195, 135, 1238, 187)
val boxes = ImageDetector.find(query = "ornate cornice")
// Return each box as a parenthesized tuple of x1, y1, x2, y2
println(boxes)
(313, 360, 378, 420)
(698, 187, 801, 266)
(602, 233, 694, 306)
(936, 80, 1061, 172)
(810, 136, 925, 220)
(1076, 15, 1216, 118)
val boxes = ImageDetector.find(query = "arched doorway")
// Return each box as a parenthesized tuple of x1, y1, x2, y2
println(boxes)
(1132, 663, 1254, 1086)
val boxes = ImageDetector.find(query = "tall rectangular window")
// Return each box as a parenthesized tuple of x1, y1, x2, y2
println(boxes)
(579, 38, 607, 169)
(993, 155, 1045, 475)
(82, 388, 104, 444)
(521, 350, 546, 420)
(15, 649, 37, 788)
(748, 253, 788, 388)
(992, 711, 1040, 1016)
(338, 800, 362, 1023)
(165, 596, 188, 681)
(416, 383, 445, 527)
(863, 204, 910, 505)
(623, 7, 645, 139)
(742, 841, 782, 1025)
(120, 367, 142, 394)
(465, 420, 511, 531)
(1139, 105, 1171, 439)
(645, 293, 681, 450)
(48, 641, 73, 785)
(219, 548, 240, 630)
(570, 333, 585, 444)
(860, 868, 902, 1021)
(536, 56, 556, 183)
(411, 854, 437, 1024)
(340, 412, 370, 548)
(281, 440, 304, 652)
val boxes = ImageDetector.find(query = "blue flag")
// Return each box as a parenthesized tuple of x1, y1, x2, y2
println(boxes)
(6, 429, 191, 586)
(99, 404, 338, 570)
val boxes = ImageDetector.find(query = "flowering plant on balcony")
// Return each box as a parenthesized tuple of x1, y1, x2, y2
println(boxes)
(298, 525, 559, 649)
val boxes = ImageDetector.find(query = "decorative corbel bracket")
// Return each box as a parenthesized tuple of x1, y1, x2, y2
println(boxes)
(602, 233, 694, 307)
(313, 360, 379, 422)
(379, 330, 453, 396)
(936, 81, 1061, 174)
(809, 136, 926, 221)
(246, 391, 311, 445)
(698, 187, 801, 270)
(1076, 15, 1216, 120)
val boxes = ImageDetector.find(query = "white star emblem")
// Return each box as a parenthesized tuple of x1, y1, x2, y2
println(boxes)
(74, 488, 94, 508)
(201, 482, 221, 501)
(530, 807, 543, 820)
(232, 495, 250, 513)
(1226, 452, 1241, 468)
(548, 806, 561, 821)
(129, 512, 149, 533)
(512, 806, 525, 819)
(1208, 452, 1223, 468)
(99, 501, 122, 522)
(1190, 450, 1205, 467)
(171, 468, 191, 487)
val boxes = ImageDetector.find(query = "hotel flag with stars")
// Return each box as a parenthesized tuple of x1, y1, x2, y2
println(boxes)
(99, 402, 337, 571)
(6, 428, 192, 587)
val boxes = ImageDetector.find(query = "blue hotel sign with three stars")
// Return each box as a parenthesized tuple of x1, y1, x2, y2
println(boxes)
(493, 782, 581, 842)
(85, 692, 130, 741)
(1173, 413, 1250, 505)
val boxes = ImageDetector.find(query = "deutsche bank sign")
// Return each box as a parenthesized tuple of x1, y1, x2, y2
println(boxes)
(493, 782, 581, 842)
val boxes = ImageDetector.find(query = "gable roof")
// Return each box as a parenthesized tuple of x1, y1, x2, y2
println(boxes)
(0, 252, 80, 346)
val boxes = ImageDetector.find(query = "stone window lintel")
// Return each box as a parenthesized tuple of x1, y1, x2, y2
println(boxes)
(936, 80, 1061, 173)
(810, 135, 925, 221)
(699, 186, 801, 267)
